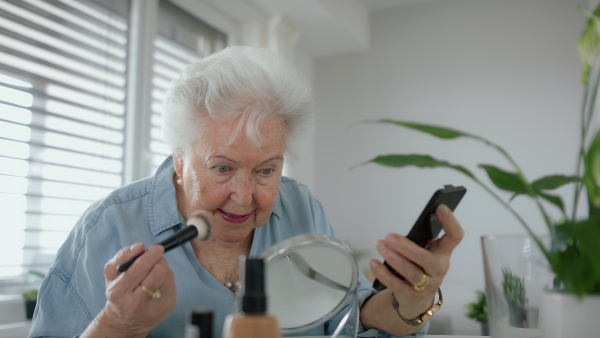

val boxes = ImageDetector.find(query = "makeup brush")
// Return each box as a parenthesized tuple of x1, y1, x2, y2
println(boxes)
(117, 213, 212, 272)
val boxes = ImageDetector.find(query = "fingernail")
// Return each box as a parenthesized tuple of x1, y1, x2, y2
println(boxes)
(130, 242, 143, 251)
(384, 234, 399, 246)
(369, 259, 379, 270)
(376, 240, 386, 253)
(438, 204, 450, 214)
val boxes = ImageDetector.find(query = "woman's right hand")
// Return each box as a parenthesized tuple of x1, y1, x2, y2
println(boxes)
(81, 243, 177, 338)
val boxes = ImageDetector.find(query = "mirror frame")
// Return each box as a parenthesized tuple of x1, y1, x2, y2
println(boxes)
(260, 234, 359, 334)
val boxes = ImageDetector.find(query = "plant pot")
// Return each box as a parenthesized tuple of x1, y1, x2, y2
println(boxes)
(539, 290, 600, 338)
(481, 323, 489, 336)
(25, 300, 36, 319)
(507, 304, 526, 328)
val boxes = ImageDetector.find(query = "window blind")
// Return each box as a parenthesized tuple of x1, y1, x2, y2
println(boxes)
(0, 0, 130, 283)
(148, 0, 226, 176)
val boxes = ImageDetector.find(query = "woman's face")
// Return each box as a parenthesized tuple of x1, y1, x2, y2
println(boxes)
(174, 116, 286, 246)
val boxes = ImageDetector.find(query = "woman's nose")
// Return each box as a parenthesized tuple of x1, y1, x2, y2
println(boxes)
(230, 175, 253, 206)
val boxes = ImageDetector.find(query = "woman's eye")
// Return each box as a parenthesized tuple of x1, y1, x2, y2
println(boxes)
(216, 166, 229, 173)
(260, 168, 274, 175)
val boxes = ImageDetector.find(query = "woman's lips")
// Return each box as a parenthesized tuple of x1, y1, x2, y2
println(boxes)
(219, 209, 251, 223)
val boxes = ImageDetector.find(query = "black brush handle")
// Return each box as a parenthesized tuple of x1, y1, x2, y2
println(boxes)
(116, 225, 198, 272)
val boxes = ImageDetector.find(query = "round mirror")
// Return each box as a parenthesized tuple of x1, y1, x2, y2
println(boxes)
(260, 234, 359, 334)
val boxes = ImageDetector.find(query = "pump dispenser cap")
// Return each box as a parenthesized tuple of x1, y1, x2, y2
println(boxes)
(241, 257, 267, 314)
(190, 310, 213, 338)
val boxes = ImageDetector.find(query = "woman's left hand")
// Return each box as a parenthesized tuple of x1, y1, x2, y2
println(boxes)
(365, 204, 464, 333)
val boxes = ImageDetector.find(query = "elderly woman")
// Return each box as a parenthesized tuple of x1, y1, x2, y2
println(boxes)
(29, 46, 463, 338)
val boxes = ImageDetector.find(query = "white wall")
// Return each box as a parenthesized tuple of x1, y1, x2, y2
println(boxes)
(313, 0, 586, 334)
(285, 49, 317, 190)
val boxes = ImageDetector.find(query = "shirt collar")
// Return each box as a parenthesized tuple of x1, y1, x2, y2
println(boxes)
(148, 155, 185, 236)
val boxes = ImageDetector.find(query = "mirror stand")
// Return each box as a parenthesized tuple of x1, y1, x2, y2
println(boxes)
(330, 284, 360, 338)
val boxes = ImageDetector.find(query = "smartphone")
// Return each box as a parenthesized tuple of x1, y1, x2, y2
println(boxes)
(372, 184, 467, 292)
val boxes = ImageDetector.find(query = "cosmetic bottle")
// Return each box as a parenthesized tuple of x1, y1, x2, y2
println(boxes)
(222, 257, 280, 338)
(186, 310, 213, 338)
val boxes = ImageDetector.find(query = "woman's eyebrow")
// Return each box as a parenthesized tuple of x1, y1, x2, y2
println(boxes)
(261, 156, 284, 164)
(209, 154, 238, 164)
(208, 155, 283, 165)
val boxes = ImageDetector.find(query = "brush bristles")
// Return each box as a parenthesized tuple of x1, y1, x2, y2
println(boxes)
(187, 213, 212, 241)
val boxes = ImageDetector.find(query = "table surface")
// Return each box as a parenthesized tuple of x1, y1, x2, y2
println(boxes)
(428, 336, 489, 338)
(296, 336, 489, 338)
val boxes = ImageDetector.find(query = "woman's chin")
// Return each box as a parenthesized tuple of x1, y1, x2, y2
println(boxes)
(211, 224, 256, 246)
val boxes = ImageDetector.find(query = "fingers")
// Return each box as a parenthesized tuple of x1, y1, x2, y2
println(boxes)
(105, 244, 166, 300)
(104, 243, 146, 282)
(371, 204, 463, 290)
(101, 244, 176, 333)
(135, 254, 173, 298)
(375, 239, 427, 285)
(133, 258, 176, 312)
(370, 259, 415, 292)
(429, 204, 464, 256)
(374, 237, 437, 288)
(122, 245, 166, 287)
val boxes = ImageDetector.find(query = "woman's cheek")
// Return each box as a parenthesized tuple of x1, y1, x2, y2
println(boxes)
(260, 182, 280, 209)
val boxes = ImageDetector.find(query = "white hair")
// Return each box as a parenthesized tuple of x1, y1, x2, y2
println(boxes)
(162, 46, 315, 162)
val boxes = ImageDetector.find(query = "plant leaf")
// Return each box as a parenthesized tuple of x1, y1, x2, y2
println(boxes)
(538, 192, 566, 213)
(374, 119, 468, 139)
(357, 154, 476, 179)
(577, 218, 600, 282)
(509, 191, 566, 213)
(531, 175, 580, 191)
(509, 175, 577, 212)
(509, 174, 578, 197)
(364, 119, 514, 168)
(479, 165, 531, 195)
(578, 5, 600, 85)
(584, 129, 600, 213)
(550, 219, 600, 297)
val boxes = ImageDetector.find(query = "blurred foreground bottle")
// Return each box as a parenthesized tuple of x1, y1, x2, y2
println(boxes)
(222, 257, 280, 338)
(187, 310, 213, 338)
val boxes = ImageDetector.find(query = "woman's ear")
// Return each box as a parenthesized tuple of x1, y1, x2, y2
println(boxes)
(173, 154, 183, 177)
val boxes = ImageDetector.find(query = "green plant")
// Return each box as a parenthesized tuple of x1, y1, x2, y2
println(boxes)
(465, 290, 488, 324)
(27, 270, 45, 279)
(353, 5, 600, 298)
(502, 268, 530, 327)
(345, 240, 369, 261)
(502, 268, 528, 310)
(21, 270, 44, 303)
(22, 288, 38, 302)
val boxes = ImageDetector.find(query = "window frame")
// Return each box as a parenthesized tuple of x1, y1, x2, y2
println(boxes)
(125, 0, 235, 183)
(0, 0, 235, 293)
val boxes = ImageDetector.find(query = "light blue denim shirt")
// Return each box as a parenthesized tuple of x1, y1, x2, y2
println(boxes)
(29, 156, 427, 338)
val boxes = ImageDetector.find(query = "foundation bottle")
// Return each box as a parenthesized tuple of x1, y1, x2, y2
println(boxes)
(222, 257, 280, 338)
(187, 310, 213, 338)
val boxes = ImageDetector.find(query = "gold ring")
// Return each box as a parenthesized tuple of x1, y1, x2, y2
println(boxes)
(141, 285, 161, 299)
(412, 274, 429, 291)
